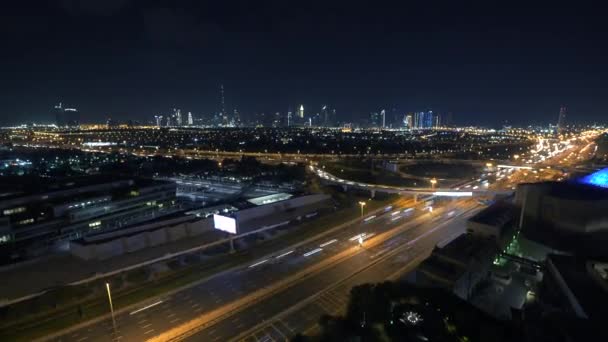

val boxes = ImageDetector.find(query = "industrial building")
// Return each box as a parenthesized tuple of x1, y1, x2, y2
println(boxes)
(69, 193, 331, 260)
(0, 175, 178, 262)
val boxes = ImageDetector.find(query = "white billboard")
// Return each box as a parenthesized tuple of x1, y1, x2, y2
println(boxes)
(213, 214, 237, 234)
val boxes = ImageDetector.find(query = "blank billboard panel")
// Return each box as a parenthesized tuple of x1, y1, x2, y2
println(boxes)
(213, 214, 237, 234)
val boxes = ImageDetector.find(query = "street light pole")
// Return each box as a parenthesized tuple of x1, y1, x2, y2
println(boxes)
(106, 283, 117, 335)
(430, 178, 437, 190)
(358, 201, 366, 218)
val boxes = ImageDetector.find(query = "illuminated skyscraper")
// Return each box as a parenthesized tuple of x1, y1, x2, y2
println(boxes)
(380, 109, 386, 128)
(321, 105, 328, 126)
(174, 108, 182, 126)
(557, 106, 567, 133)
(414, 111, 424, 129)
(155, 115, 163, 127)
(424, 110, 434, 128)
(187, 112, 193, 126)
(298, 104, 305, 119)
(404, 114, 413, 129)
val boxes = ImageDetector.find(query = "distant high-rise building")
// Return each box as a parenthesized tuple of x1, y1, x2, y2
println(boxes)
(155, 115, 163, 127)
(187, 112, 193, 126)
(53, 102, 64, 127)
(404, 114, 413, 129)
(63, 107, 79, 127)
(424, 110, 434, 128)
(434, 113, 441, 128)
(380, 109, 386, 128)
(557, 106, 567, 133)
(298, 105, 305, 119)
(233, 108, 241, 126)
(174, 108, 182, 126)
(321, 105, 329, 127)
(166, 116, 171, 127)
(287, 111, 292, 127)
(220, 84, 227, 124)
(370, 112, 381, 127)
(414, 111, 423, 129)
(53, 102, 79, 127)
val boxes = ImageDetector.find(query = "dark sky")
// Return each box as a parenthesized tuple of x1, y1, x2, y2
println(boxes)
(1, 1, 607, 126)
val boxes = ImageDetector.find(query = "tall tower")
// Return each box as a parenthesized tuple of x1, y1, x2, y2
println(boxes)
(187, 112, 193, 126)
(220, 84, 226, 124)
(175, 109, 182, 126)
(380, 109, 386, 128)
(155, 115, 163, 127)
(298, 105, 305, 119)
(557, 106, 567, 133)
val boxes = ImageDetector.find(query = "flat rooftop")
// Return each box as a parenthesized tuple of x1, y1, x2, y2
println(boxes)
(0, 175, 167, 202)
(468, 201, 514, 227)
(246, 192, 292, 206)
(548, 254, 608, 319)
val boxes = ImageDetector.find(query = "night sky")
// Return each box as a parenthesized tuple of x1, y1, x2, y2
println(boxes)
(1, 1, 607, 126)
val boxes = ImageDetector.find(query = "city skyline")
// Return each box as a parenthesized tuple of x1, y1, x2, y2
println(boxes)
(2, 2, 608, 126)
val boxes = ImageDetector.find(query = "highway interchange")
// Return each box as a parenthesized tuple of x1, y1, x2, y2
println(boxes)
(46, 130, 603, 342)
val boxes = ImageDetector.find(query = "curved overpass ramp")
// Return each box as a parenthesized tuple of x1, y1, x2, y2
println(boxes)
(310, 166, 511, 197)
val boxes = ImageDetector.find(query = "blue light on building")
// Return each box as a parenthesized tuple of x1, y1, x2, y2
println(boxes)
(578, 168, 608, 188)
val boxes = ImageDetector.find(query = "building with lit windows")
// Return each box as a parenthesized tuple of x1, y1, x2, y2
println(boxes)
(0, 175, 177, 263)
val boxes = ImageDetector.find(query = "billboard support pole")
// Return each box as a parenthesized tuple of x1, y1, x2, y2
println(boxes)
(229, 237, 235, 253)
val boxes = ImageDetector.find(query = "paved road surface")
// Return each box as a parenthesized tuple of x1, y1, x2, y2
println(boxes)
(181, 202, 480, 342)
(51, 198, 426, 342)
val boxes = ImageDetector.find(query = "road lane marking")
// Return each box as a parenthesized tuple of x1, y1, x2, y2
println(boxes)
(167, 312, 176, 318)
(129, 300, 163, 315)
(249, 259, 270, 268)
(140, 323, 152, 329)
(76, 337, 88, 342)
(170, 317, 181, 323)
(319, 239, 338, 247)
(138, 319, 148, 324)
(275, 250, 294, 258)
(144, 329, 155, 335)
(303, 248, 323, 257)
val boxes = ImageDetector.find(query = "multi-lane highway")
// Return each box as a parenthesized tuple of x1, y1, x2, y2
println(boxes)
(189, 202, 480, 342)
(48, 196, 477, 342)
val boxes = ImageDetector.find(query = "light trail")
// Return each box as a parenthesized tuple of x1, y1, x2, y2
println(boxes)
(248, 259, 269, 268)
(303, 248, 323, 257)
(319, 239, 338, 247)
(363, 215, 376, 222)
(129, 300, 164, 315)
(275, 250, 294, 259)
